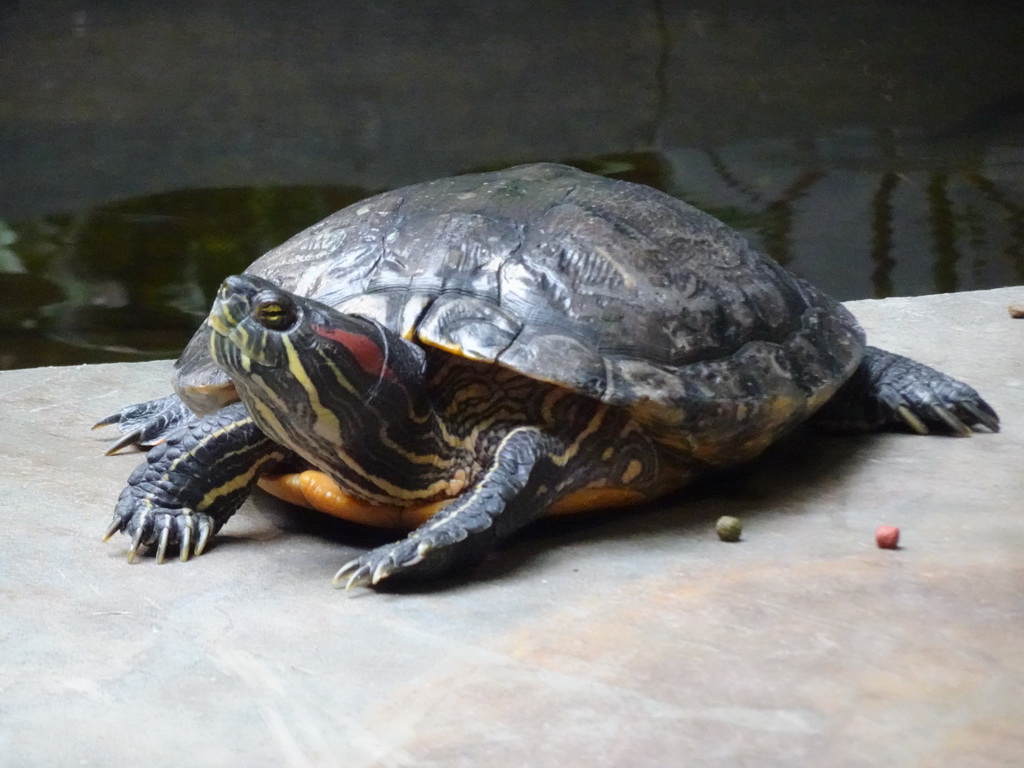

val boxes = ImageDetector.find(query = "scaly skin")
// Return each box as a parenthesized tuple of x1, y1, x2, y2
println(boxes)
(333, 427, 562, 587)
(812, 346, 999, 435)
(101, 403, 288, 563)
(94, 394, 194, 454)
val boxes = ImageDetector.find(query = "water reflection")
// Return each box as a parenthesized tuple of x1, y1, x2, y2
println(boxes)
(665, 134, 1024, 299)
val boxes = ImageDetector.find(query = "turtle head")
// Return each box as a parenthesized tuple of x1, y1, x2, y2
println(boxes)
(209, 275, 427, 448)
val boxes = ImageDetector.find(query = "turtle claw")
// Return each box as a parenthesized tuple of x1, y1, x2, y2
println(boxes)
(103, 430, 147, 456)
(195, 518, 213, 557)
(896, 404, 929, 435)
(92, 412, 122, 429)
(155, 526, 171, 564)
(411, 540, 432, 564)
(95, 394, 195, 454)
(105, 494, 218, 565)
(963, 401, 1000, 433)
(179, 518, 194, 563)
(102, 516, 125, 542)
(371, 559, 395, 585)
(332, 560, 370, 590)
(332, 552, 397, 590)
(930, 404, 971, 437)
(127, 527, 147, 564)
(331, 555, 401, 590)
(330, 532, 463, 589)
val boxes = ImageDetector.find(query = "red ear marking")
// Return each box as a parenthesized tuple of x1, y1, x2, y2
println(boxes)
(312, 324, 396, 380)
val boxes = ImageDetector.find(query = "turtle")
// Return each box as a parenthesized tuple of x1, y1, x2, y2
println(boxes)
(96, 162, 1000, 588)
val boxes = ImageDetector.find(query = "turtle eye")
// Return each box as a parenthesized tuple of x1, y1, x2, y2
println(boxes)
(253, 299, 297, 331)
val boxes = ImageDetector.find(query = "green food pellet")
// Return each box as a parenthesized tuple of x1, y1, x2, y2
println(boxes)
(716, 516, 743, 542)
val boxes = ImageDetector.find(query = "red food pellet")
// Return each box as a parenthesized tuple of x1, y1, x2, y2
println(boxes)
(875, 525, 900, 549)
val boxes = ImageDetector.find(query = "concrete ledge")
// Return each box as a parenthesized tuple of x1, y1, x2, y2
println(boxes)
(2, 286, 1022, 766)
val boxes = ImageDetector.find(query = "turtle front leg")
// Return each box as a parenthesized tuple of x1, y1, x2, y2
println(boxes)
(334, 427, 561, 588)
(103, 403, 288, 563)
(812, 346, 1000, 435)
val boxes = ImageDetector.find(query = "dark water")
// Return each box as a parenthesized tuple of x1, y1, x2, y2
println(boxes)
(0, 185, 368, 368)
(2, 2, 1022, 370)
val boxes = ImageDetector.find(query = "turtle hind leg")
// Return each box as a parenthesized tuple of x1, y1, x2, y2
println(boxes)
(812, 345, 999, 436)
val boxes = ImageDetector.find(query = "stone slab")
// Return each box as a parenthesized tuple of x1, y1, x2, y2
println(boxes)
(1, 287, 1022, 766)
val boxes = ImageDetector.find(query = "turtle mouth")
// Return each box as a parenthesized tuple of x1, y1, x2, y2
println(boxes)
(208, 297, 240, 339)
(209, 275, 255, 335)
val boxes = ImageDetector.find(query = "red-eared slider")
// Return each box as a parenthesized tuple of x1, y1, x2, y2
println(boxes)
(96, 163, 999, 587)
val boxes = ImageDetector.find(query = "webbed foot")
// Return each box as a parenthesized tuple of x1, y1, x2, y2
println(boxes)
(102, 437, 223, 563)
(103, 484, 217, 564)
(102, 403, 285, 564)
(333, 537, 441, 589)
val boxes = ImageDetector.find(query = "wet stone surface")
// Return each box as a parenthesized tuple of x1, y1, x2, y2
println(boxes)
(1, 287, 1022, 766)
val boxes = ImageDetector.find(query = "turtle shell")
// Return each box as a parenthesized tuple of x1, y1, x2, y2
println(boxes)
(175, 163, 865, 463)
